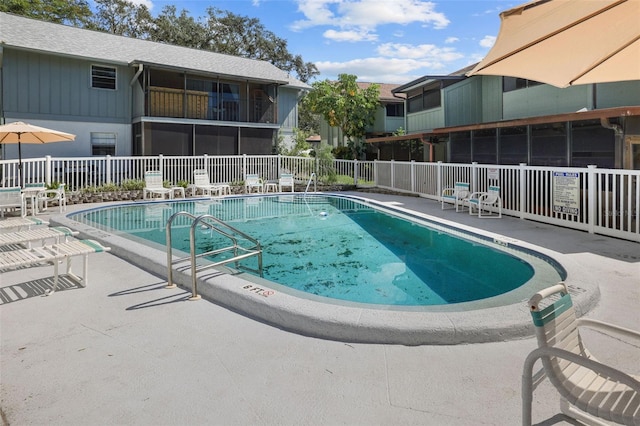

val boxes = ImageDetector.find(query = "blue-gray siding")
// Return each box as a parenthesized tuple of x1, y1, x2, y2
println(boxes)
(4, 49, 131, 123)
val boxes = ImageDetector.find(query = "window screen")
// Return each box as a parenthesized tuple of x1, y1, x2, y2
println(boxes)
(91, 65, 116, 90)
(91, 132, 116, 156)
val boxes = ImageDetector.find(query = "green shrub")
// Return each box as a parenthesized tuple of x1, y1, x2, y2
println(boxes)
(120, 179, 145, 191)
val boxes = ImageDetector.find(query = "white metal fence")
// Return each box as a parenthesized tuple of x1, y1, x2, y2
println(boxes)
(1, 155, 638, 242)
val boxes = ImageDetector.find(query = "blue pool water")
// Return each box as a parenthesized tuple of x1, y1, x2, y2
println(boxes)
(73, 195, 562, 306)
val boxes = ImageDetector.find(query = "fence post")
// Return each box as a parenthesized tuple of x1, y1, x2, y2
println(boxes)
(105, 155, 112, 184)
(45, 155, 52, 186)
(587, 165, 597, 235)
(354, 159, 359, 186)
(437, 161, 443, 198)
(519, 163, 527, 219)
(277, 154, 282, 177)
(242, 154, 247, 176)
(410, 160, 415, 193)
(203, 154, 208, 174)
(471, 162, 478, 192)
(373, 160, 378, 186)
(390, 160, 395, 189)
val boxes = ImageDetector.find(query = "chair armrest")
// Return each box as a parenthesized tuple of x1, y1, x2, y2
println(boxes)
(467, 191, 486, 201)
(577, 318, 640, 341)
(524, 346, 640, 391)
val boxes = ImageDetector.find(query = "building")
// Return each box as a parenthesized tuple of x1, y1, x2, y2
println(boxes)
(0, 12, 310, 160)
(367, 65, 640, 169)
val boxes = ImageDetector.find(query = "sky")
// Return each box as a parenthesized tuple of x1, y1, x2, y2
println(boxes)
(122, 0, 518, 85)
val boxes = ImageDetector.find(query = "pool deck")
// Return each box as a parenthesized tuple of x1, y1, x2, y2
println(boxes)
(1, 191, 639, 425)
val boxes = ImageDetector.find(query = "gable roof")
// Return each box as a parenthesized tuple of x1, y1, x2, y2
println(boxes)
(356, 82, 405, 102)
(0, 12, 294, 85)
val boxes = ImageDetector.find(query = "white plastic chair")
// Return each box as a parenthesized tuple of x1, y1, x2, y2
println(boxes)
(143, 171, 172, 200)
(0, 186, 26, 218)
(441, 182, 470, 212)
(244, 174, 263, 194)
(279, 173, 295, 192)
(523, 283, 640, 426)
(467, 185, 502, 218)
(192, 169, 230, 197)
(39, 183, 67, 213)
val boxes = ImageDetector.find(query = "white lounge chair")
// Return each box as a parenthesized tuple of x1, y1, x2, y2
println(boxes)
(279, 173, 295, 193)
(244, 174, 263, 194)
(0, 186, 25, 218)
(467, 185, 502, 218)
(193, 169, 230, 196)
(0, 216, 48, 232)
(523, 283, 640, 426)
(441, 182, 470, 212)
(0, 239, 111, 295)
(0, 226, 78, 248)
(143, 171, 173, 200)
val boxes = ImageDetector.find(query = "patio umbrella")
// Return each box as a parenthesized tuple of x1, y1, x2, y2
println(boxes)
(466, 0, 640, 87)
(0, 121, 75, 187)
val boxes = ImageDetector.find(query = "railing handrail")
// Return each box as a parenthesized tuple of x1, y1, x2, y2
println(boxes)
(165, 210, 262, 300)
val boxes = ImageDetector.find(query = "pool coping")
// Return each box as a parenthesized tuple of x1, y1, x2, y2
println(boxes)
(52, 193, 601, 345)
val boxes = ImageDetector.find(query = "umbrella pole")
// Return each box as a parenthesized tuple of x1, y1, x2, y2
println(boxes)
(18, 134, 23, 188)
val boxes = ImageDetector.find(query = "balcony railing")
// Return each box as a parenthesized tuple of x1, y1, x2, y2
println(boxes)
(147, 87, 277, 123)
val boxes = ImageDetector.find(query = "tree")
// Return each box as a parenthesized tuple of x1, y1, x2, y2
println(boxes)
(0, 0, 92, 26)
(303, 74, 380, 159)
(89, 0, 153, 39)
(149, 5, 208, 49)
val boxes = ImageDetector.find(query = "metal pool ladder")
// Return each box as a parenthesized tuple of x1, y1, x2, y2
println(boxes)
(165, 211, 262, 300)
(304, 172, 317, 195)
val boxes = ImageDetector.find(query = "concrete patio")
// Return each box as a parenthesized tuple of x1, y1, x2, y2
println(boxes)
(1, 192, 638, 425)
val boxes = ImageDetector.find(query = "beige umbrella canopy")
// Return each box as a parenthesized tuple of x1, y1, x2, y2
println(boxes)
(0, 121, 75, 187)
(466, 0, 640, 88)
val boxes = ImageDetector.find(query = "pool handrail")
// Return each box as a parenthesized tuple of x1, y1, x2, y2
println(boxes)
(304, 173, 317, 195)
(165, 211, 263, 300)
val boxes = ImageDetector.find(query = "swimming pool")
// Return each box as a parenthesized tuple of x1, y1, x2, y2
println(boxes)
(73, 194, 563, 304)
(61, 193, 581, 344)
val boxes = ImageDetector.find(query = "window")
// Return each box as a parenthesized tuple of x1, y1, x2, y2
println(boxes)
(91, 65, 116, 90)
(423, 88, 441, 110)
(91, 132, 116, 156)
(503, 77, 543, 92)
(385, 103, 404, 117)
(407, 88, 441, 113)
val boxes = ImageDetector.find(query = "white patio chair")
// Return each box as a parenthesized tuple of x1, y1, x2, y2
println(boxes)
(467, 185, 502, 218)
(39, 183, 67, 213)
(523, 283, 640, 426)
(244, 174, 263, 194)
(193, 169, 229, 196)
(0, 186, 26, 218)
(279, 173, 295, 193)
(441, 182, 470, 212)
(143, 171, 172, 200)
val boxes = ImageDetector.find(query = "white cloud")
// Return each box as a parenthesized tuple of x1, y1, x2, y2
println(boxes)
(377, 43, 463, 62)
(324, 29, 378, 42)
(291, 0, 449, 39)
(480, 35, 496, 48)
(445, 37, 459, 44)
(316, 56, 452, 83)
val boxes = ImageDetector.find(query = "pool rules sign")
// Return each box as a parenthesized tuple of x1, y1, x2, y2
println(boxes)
(552, 172, 580, 215)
